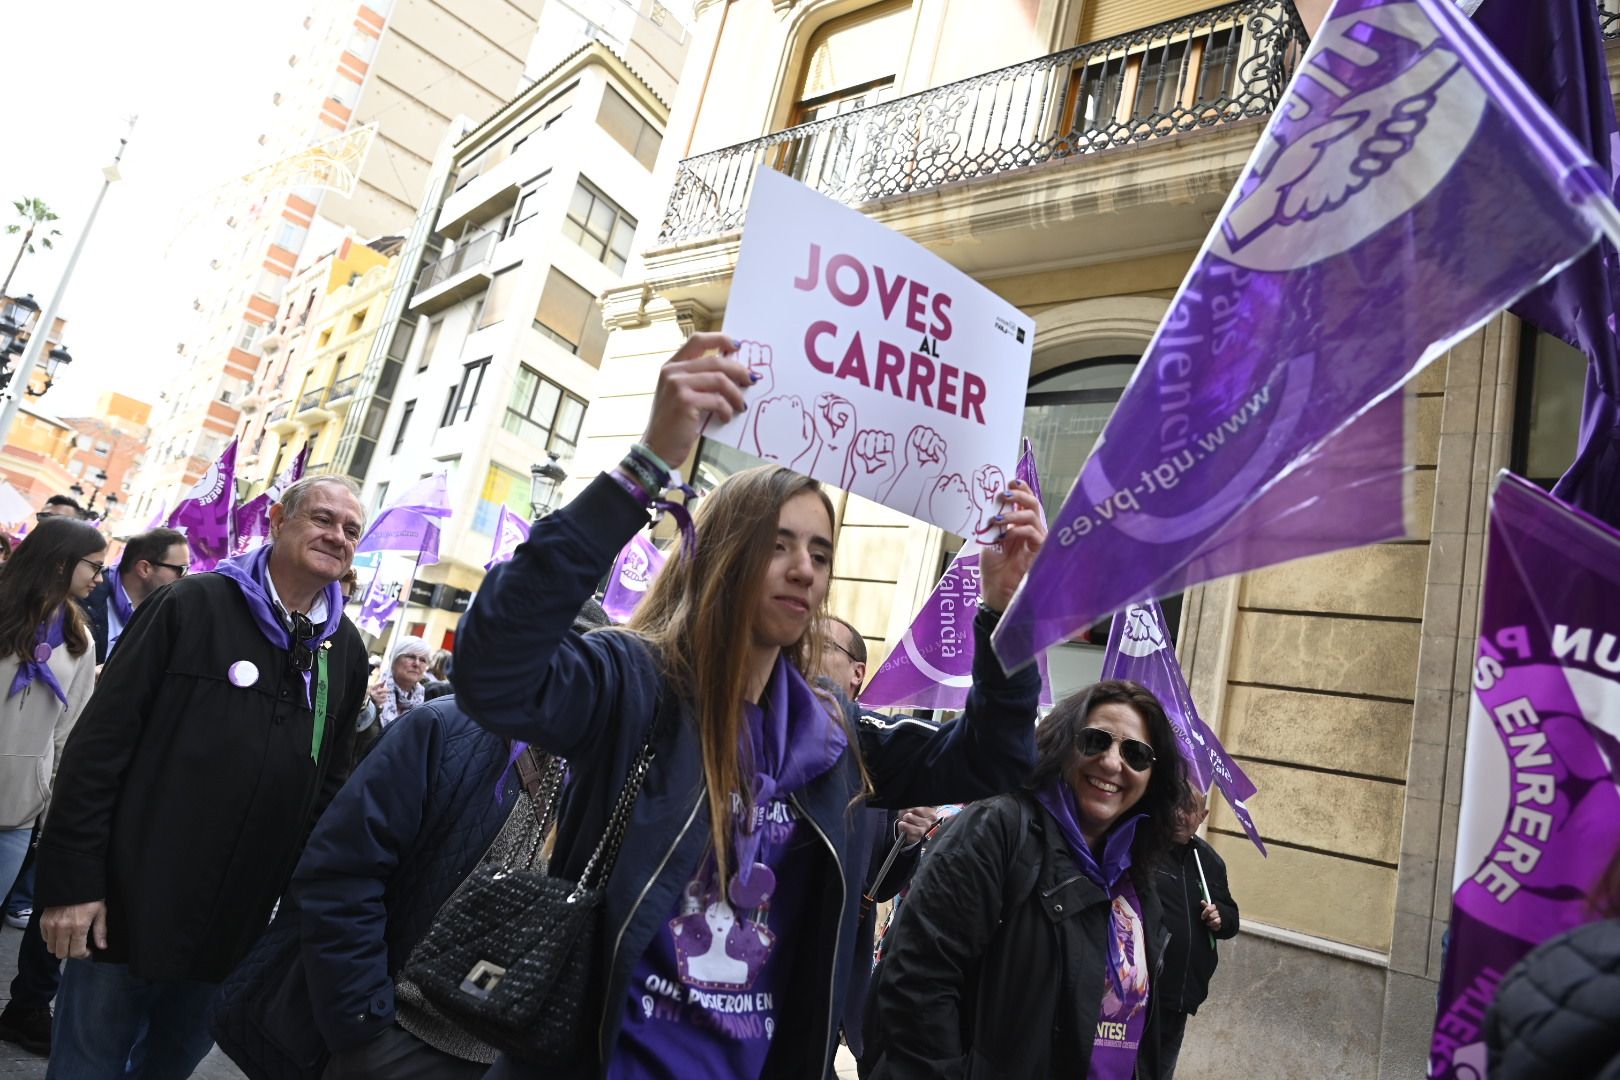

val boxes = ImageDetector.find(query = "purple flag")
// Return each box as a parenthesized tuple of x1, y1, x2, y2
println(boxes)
(1101, 599, 1265, 856)
(1472, 0, 1620, 528)
(861, 442, 1054, 709)
(993, 0, 1619, 669)
(1429, 474, 1620, 1078)
(144, 503, 166, 532)
(356, 569, 404, 637)
(357, 472, 451, 565)
(485, 505, 531, 570)
(231, 446, 309, 556)
(168, 439, 238, 572)
(357, 509, 441, 566)
(601, 532, 667, 624)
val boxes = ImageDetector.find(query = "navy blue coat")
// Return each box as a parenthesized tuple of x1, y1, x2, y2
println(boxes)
(453, 473, 1041, 1080)
(81, 575, 113, 664)
(210, 697, 518, 1079)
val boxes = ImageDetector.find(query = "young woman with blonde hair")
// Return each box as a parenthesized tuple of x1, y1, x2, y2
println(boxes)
(456, 332, 1046, 1080)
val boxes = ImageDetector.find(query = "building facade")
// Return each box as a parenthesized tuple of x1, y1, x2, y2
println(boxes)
(128, 0, 544, 518)
(61, 392, 154, 531)
(335, 34, 684, 649)
(569, 2, 1620, 1076)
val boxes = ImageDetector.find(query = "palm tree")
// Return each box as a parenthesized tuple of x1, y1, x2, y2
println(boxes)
(3, 198, 63, 297)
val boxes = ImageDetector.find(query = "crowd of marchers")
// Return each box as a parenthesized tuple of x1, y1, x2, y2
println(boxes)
(0, 336, 1614, 1080)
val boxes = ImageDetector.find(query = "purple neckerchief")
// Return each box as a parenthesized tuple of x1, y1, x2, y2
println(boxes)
(9, 609, 68, 707)
(1036, 780, 1148, 1008)
(109, 565, 135, 625)
(212, 544, 343, 706)
(1034, 780, 1145, 892)
(733, 654, 848, 888)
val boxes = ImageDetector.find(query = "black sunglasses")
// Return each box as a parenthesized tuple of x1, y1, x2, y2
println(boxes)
(1076, 726, 1156, 772)
(151, 561, 189, 577)
(290, 613, 316, 673)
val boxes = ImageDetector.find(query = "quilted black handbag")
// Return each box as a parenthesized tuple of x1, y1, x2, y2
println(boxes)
(400, 719, 658, 1067)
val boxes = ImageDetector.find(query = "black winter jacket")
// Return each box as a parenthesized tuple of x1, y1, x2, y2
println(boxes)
(860, 792, 1167, 1080)
(36, 571, 366, 981)
(1154, 837, 1239, 1015)
(1487, 917, 1620, 1079)
(452, 473, 1041, 1080)
(209, 697, 517, 1079)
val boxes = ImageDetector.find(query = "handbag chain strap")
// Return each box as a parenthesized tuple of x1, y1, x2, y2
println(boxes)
(569, 713, 659, 902)
(513, 749, 567, 871)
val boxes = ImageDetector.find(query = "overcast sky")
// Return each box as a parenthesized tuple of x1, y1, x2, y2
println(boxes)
(0, 1, 306, 419)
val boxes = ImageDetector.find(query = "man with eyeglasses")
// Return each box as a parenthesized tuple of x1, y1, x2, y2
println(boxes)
(80, 527, 191, 665)
(0, 528, 192, 1059)
(34, 476, 371, 1079)
(37, 495, 86, 521)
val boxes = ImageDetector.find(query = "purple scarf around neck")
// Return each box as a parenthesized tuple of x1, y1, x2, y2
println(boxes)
(732, 654, 848, 888)
(213, 544, 343, 706)
(109, 565, 135, 625)
(8, 607, 68, 707)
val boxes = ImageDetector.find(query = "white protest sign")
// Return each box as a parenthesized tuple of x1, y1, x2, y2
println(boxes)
(711, 166, 1033, 536)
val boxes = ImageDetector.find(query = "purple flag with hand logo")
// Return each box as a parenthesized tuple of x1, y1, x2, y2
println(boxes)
(168, 439, 238, 572)
(601, 532, 667, 624)
(861, 441, 1054, 709)
(231, 446, 309, 556)
(356, 570, 404, 637)
(1429, 474, 1620, 1079)
(485, 505, 532, 570)
(993, 0, 1620, 669)
(1102, 599, 1265, 855)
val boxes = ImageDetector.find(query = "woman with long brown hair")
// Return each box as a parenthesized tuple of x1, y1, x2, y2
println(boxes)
(0, 517, 106, 901)
(455, 333, 1046, 1080)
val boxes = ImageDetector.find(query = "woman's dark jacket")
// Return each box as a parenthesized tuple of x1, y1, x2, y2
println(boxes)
(1487, 917, 1620, 1079)
(859, 792, 1167, 1080)
(452, 473, 1041, 1080)
(210, 696, 518, 1079)
(35, 572, 366, 982)
(1154, 836, 1239, 1015)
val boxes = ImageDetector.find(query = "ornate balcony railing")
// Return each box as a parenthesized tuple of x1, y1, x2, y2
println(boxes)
(266, 402, 291, 426)
(1603, 0, 1619, 38)
(414, 230, 498, 295)
(659, 0, 1307, 245)
(298, 388, 326, 413)
(327, 373, 362, 402)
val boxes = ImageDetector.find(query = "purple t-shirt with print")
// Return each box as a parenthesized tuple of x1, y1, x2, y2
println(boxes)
(1088, 876, 1151, 1080)
(608, 794, 816, 1080)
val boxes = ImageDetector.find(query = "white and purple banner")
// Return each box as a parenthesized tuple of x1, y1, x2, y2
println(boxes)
(168, 439, 238, 572)
(356, 560, 408, 637)
(993, 0, 1620, 670)
(358, 473, 452, 566)
(1101, 599, 1265, 856)
(230, 446, 310, 556)
(713, 166, 1033, 536)
(1429, 474, 1620, 1078)
(601, 532, 666, 624)
(860, 442, 1053, 710)
(484, 505, 530, 570)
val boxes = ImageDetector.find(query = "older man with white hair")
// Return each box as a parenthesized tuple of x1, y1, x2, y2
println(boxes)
(35, 475, 372, 1079)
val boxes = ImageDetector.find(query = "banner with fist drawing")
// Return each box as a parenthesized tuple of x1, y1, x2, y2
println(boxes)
(709, 166, 1033, 534)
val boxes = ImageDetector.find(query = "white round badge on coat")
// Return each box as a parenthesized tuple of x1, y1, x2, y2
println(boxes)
(228, 660, 260, 688)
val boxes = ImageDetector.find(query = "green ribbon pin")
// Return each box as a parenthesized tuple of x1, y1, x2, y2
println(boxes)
(312, 645, 330, 763)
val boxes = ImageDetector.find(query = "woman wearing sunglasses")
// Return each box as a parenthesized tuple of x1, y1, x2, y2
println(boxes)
(0, 518, 106, 904)
(861, 679, 1187, 1080)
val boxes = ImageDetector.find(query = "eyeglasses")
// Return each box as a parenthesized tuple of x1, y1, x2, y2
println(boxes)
(823, 638, 860, 665)
(78, 559, 107, 579)
(152, 561, 189, 577)
(1076, 727, 1156, 772)
(290, 613, 316, 673)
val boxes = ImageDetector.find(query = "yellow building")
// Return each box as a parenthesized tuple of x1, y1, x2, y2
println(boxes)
(247, 235, 399, 490)
(576, 2, 1620, 1075)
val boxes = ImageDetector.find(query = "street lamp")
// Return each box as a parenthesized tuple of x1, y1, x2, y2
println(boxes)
(529, 451, 567, 518)
(27, 345, 72, 397)
(70, 469, 113, 521)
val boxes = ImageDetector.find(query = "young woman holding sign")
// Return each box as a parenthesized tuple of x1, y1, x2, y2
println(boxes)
(453, 332, 1045, 1080)
(860, 679, 1188, 1080)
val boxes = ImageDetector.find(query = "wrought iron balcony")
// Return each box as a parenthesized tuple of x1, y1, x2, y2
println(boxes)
(327, 373, 362, 403)
(266, 402, 291, 426)
(298, 387, 327, 413)
(660, 0, 1307, 245)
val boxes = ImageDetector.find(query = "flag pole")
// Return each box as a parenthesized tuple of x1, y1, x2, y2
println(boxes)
(398, 544, 425, 635)
(1192, 845, 1218, 950)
